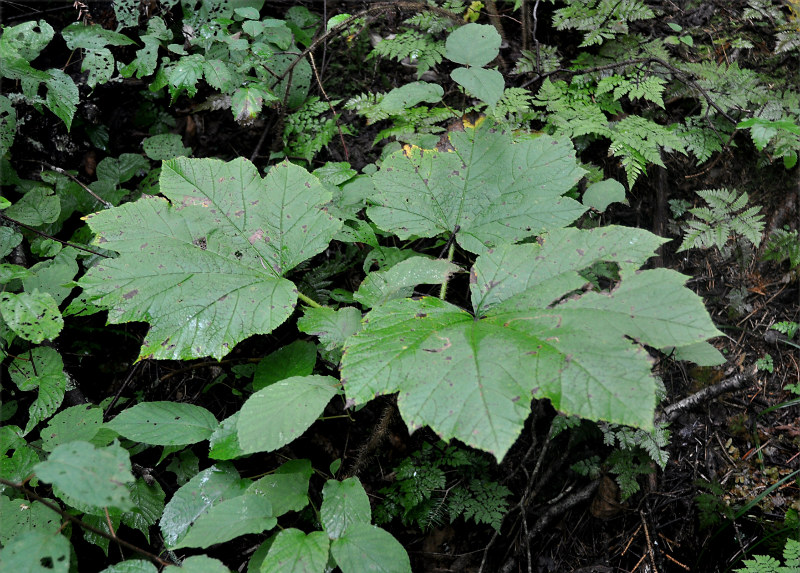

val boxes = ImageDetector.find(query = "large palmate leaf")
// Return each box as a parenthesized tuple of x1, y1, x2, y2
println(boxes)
(366, 122, 587, 254)
(341, 226, 722, 460)
(78, 158, 342, 360)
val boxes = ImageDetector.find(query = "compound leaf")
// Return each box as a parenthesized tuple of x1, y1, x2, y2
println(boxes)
(341, 226, 721, 460)
(78, 157, 341, 360)
(367, 122, 586, 254)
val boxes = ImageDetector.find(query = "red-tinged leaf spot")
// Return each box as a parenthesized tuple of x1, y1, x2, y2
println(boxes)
(123, 289, 138, 300)
(97, 236, 108, 243)
(140, 242, 149, 249)
(511, 396, 520, 402)
(305, 182, 311, 188)
(193, 237, 207, 249)
(344, 397, 356, 409)
(249, 229, 264, 244)
(576, 248, 585, 255)
(234, 210, 244, 217)
(415, 313, 427, 318)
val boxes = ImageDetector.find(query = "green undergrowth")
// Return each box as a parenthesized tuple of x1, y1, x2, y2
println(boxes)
(1, 0, 798, 571)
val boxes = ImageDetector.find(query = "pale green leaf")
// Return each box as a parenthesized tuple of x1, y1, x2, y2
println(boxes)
(261, 529, 329, 573)
(23, 248, 79, 305)
(445, 23, 501, 68)
(160, 463, 249, 547)
(666, 341, 725, 366)
(0, 497, 61, 545)
(0, 291, 63, 344)
(367, 122, 586, 255)
(172, 495, 276, 549)
(321, 477, 371, 539)
(451, 67, 505, 108)
(208, 413, 244, 460)
(232, 85, 278, 124)
(34, 441, 134, 510)
(0, 530, 70, 573)
(341, 227, 721, 460)
(298, 306, 362, 350)
(330, 523, 411, 573)
(379, 82, 444, 114)
(106, 402, 217, 446)
(238, 375, 338, 454)
(82, 48, 115, 88)
(203, 59, 237, 91)
(78, 157, 342, 360)
(354, 257, 461, 308)
(247, 459, 312, 517)
(583, 179, 626, 212)
(40, 404, 103, 452)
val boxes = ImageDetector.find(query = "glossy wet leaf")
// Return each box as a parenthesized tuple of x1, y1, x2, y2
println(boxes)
(341, 226, 722, 460)
(367, 122, 586, 255)
(172, 495, 276, 549)
(354, 257, 461, 308)
(160, 463, 249, 547)
(321, 478, 371, 539)
(34, 441, 134, 510)
(78, 157, 342, 360)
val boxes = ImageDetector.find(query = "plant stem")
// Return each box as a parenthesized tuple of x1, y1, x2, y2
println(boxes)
(297, 291, 323, 308)
(439, 241, 456, 300)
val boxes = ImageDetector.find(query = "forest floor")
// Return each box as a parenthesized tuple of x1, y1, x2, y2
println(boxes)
(2, 1, 799, 572)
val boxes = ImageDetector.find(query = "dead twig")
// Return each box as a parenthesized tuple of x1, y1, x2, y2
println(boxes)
(659, 364, 758, 423)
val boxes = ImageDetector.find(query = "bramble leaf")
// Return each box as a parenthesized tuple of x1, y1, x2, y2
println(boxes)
(261, 529, 329, 573)
(106, 402, 218, 446)
(78, 157, 342, 360)
(341, 226, 721, 460)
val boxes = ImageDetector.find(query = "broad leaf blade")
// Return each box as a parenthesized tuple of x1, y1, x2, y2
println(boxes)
(79, 158, 341, 360)
(321, 478, 371, 539)
(160, 463, 248, 547)
(34, 441, 134, 511)
(330, 523, 411, 573)
(342, 228, 721, 460)
(261, 529, 329, 573)
(237, 375, 338, 454)
(106, 402, 218, 446)
(367, 123, 586, 254)
(354, 257, 461, 308)
(172, 495, 276, 549)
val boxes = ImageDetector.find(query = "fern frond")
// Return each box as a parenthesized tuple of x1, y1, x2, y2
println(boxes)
(596, 73, 667, 108)
(513, 46, 561, 75)
(763, 227, 800, 268)
(682, 61, 767, 116)
(608, 116, 686, 189)
(369, 29, 446, 77)
(677, 188, 765, 252)
(553, 0, 654, 47)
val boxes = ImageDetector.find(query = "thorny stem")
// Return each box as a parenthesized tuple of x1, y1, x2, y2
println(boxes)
(439, 241, 456, 300)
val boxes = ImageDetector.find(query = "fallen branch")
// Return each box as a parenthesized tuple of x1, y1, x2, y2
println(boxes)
(659, 364, 758, 423)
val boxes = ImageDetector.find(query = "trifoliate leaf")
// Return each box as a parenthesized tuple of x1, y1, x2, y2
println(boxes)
(367, 121, 586, 255)
(78, 157, 342, 360)
(34, 441, 134, 511)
